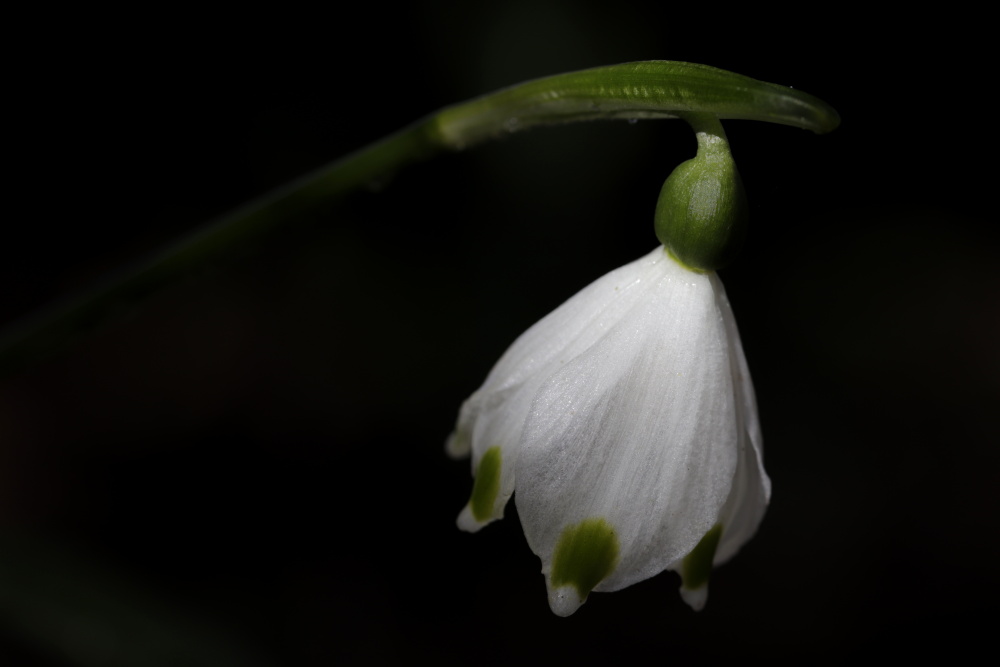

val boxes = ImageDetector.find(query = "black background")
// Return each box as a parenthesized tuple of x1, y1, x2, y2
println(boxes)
(2, 3, 996, 665)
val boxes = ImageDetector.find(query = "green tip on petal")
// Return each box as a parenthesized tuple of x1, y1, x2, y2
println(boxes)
(548, 518, 620, 616)
(457, 446, 503, 532)
(680, 523, 723, 611)
(469, 446, 502, 522)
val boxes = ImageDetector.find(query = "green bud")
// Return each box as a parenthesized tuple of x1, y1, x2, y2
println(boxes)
(654, 117, 748, 271)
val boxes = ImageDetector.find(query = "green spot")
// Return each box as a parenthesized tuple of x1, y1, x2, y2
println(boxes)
(551, 518, 620, 600)
(681, 524, 723, 591)
(469, 446, 501, 522)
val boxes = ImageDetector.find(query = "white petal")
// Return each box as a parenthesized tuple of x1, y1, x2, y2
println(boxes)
(671, 276, 770, 610)
(515, 250, 740, 613)
(448, 247, 670, 531)
(711, 273, 770, 564)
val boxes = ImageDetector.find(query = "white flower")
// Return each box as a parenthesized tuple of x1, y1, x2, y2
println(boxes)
(447, 245, 770, 616)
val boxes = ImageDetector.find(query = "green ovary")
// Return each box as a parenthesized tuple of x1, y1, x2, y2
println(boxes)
(551, 518, 620, 600)
(469, 446, 502, 521)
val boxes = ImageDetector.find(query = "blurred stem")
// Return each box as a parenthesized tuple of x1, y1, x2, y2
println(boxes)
(0, 532, 269, 667)
(0, 61, 838, 375)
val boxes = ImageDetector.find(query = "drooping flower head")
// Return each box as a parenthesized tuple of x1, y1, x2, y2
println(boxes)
(448, 115, 771, 615)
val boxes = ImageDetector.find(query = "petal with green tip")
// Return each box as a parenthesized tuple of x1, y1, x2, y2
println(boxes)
(449, 245, 771, 614)
(547, 518, 620, 616)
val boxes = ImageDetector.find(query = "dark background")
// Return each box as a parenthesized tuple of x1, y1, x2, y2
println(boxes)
(2, 3, 996, 664)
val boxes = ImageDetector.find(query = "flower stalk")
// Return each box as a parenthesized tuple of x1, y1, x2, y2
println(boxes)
(0, 61, 837, 375)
